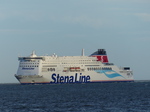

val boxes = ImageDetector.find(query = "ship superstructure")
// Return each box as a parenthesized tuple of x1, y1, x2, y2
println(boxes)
(15, 49, 134, 84)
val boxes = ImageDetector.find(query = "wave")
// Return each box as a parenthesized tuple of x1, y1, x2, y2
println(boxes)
(95, 70, 124, 78)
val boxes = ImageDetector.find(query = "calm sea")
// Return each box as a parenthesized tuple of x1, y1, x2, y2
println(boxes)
(0, 81, 150, 112)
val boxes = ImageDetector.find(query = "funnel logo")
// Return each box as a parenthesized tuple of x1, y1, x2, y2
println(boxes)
(94, 55, 108, 63)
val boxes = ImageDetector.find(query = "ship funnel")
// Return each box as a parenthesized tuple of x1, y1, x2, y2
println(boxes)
(90, 49, 109, 63)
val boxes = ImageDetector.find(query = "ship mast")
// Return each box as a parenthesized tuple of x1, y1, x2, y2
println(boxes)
(82, 49, 85, 56)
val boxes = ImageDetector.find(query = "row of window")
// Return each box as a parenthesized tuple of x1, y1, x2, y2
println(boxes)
(61, 62, 97, 64)
(42, 62, 97, 64)
(20, 65, 39, 67)
(47, 68, 55, 71)
(44, 59, 96, 62)
(42, 63, 57, 64)
(42, 68, 56, 72)
(20, 60, 40, 62)
(20, 63, 39, 65)
(87, 67, 112, 71)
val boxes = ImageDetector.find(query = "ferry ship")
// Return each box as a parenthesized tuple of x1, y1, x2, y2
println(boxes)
(15, 49, 134, 84)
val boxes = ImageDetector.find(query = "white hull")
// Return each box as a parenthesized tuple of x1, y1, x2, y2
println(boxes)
(15, 49, 134, 84)
(15, 72, 134, 84)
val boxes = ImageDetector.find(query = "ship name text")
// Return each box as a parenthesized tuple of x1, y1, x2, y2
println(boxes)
(51, 73, 90, 83)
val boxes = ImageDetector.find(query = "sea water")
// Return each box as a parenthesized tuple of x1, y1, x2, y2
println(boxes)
(0, 82, 150, 112)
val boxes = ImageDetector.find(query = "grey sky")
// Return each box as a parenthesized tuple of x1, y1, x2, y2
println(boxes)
(0, 0, 150, 83)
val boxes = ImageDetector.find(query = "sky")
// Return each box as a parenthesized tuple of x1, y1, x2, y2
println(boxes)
(0, 0, 150, 83)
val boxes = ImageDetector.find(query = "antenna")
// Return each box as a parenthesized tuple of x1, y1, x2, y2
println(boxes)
(32, 50, 35, 55)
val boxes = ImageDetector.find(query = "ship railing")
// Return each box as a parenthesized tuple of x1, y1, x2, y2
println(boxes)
(18, 57, 45, 61)
(103, 63, 114, 65)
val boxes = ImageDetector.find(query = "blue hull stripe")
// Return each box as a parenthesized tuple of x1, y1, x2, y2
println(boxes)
(20, 80, 134, 85)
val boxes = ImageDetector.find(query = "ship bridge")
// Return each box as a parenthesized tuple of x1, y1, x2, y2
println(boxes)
(18, 57, 45, 61)
(18, 51, 45, 61)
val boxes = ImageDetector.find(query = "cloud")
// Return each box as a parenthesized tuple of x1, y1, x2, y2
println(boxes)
(0, 9, 103, 28)
(106, 0, 150, 3)
(0, 29, 54, 34)
(134, 13, 150, 21)
(62, 15, 103, 28)
(137, 37, 150, 41)
(0, 13, 5, 20)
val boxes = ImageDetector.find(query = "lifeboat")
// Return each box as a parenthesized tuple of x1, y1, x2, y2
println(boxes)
(70, 67, 80, 71)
